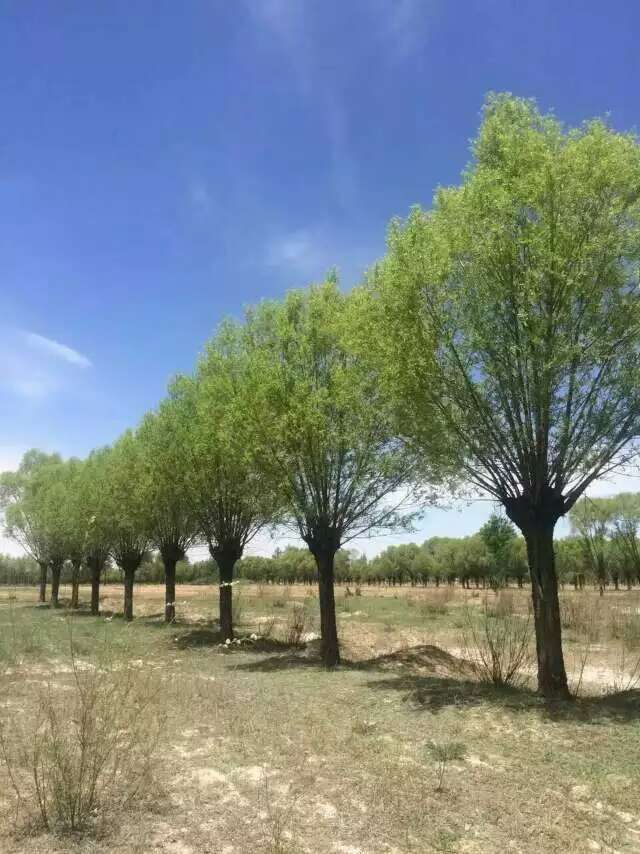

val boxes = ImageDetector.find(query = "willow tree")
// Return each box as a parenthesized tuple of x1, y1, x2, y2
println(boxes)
(103, 434, 151, 621)
(608, 493, 640, 588)
(80, 448, 113, 616)
(0, 450, 66, 605)
(138, 404, 199, 623)
(569, 497, 612, 595)
(171, 324, 277, 640)
(243, 281, 423, 667)
(368, 94, 640, 698)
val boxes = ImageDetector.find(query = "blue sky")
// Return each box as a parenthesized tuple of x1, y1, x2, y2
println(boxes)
(2, 1, 640, 557)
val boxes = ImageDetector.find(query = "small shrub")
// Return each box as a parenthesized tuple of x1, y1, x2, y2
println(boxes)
(0, 648, 165, 835)
(258, 616, 277, 641)
(606, 646, 640, 693)
(462, 602, 532, 687)
(425, 740, 466, 792)
(284, 604, 310, 647)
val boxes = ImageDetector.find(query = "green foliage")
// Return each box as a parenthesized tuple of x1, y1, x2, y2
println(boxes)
(172, 321, 277, 564)
(0, 450, 66, 566)
(102, 433, 152, 570)
(425, 740, 467, 791)
(137, 402, 200, 561)
(242, 280, 423, 554)
(367, 93, 640, 518)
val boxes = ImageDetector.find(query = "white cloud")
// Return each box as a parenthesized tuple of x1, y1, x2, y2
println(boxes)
(0, 328, 92, 401)
(265, 229, 327, 276)
(24, 332, 92, 368)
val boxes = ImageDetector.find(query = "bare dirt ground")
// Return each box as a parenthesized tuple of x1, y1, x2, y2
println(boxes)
(0, 582, 639, 853)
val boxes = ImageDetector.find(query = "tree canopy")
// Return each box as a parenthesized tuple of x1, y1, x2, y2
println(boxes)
(367, 93, 640, 696)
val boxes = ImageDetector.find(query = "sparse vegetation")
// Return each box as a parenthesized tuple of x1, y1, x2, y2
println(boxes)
(462, 597, 533, 687)
(0, 584, 639, 853)
(0, 631, 164, 835)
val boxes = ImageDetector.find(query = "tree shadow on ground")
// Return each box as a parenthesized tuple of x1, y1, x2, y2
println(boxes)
(366, 669, 640, 723)
(173, 626, 308, 656)
(234, 641, 640, 722)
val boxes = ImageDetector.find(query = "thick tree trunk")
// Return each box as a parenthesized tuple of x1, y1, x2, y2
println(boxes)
(38, 561, 48, 603)
(90, 561, 102, 616)
(522, 522, 570, 700)
(314, 550, 340, 668)
(215, 556, 236, 640)
(164, 557, 177, 623)
(50, 561, 63, 608)
(123, 566, 135, 621)
(70, 560, 81, 609)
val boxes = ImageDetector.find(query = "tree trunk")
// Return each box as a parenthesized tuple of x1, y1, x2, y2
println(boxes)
(164, 557, 177, 623)
(314, 550, 340, 668)
(522, 522, 570, 700)
(90, 560, 102, 616)
(70, 560, 81, 609)
(123, 566, 135, 621)
(50, 561, 62, 608)
(38, 561, 47, 603)
(215, 556, 236, 640)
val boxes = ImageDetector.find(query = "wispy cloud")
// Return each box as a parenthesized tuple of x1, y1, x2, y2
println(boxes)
(378, 0, 436, 64)
(243, 2, 437, 213)
(266, 229, 321, 271)
(24, 332, 92, 369)
(0, 328, 93, 401)
(263, 225, 381, 288)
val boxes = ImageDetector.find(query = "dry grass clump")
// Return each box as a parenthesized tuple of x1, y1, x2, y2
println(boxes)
(420, 587, 454, 618)
(606, 645, 640, 693)
(284, 602, 314, 646)
(461, 599, 533, 687)
(560, 596, 602, 640)
(0, 645, 165, 837)
(485, 589, 516, 618)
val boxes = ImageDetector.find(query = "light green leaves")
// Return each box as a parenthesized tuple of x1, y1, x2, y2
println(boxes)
(370, 94, 640, 512)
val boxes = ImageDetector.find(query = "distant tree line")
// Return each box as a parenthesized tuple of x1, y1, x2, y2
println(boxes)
(5, 499, 640, 594)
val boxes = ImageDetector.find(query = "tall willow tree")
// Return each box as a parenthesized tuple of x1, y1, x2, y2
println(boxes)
(608, 493, 640, 588)
(171, 324, 277, 640)
(138, 404, 199, 623)
(0, 450, 63, 603)
(55, 458, 86, 609)
(243, 281, 423, 667)
(103, 434, 151, 621)
(368, 94, 640, 698)
(569, 497, 612, 595)
(81, 448, 113, 616)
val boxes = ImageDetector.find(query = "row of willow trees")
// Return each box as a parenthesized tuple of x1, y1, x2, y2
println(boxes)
(5, 496, 639, 590)
(3, 93, 640, 699)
